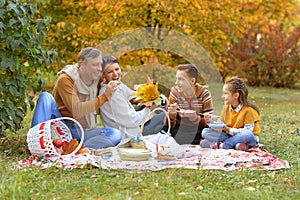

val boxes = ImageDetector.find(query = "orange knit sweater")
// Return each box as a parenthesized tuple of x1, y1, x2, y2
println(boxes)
(52, 73, 108, 129)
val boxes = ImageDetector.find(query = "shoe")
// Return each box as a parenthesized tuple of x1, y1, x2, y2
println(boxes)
(235, 143, 249, 151)
(210, 142, 224, 149)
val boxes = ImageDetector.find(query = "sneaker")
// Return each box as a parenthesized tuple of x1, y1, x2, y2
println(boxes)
(235, 143, 249, 151)
(210, 142, 224, 149)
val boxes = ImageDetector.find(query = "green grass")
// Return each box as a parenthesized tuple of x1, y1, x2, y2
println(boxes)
(1, 84, 300, 200)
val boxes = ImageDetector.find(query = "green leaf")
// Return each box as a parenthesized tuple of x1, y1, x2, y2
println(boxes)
(9, 18, 18, 27)
(18, 17, 27, 26)
(1, 57, 15, 70)
(0, 9, 6, 20)
(11, 39, 20, 50)
(6, 120, 14, 126)
(8, 2, 19, 14)
(0, 1, 5, 8)
(29, 4, 36, 16)
(8, 85, 18, 96)
(19, 4, 26, 15)
(4, 79, 14, 87)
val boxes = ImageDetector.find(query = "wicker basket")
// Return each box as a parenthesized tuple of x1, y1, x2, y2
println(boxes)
(130, 107, 171, 149)
(26, 117, 84, 158)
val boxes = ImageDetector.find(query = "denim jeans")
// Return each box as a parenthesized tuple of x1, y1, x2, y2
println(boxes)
(142, 112, 166, 136)
(31, 92, 122, 149)
(63, 120, 122, 149)
(162, 122, 204, 145)
(31, 92, 62, 127)
(201, 128, 258, 149)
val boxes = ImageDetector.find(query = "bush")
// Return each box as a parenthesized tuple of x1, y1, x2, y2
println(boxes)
(223, 24, 300, 88)
(0, 0, 56, 136)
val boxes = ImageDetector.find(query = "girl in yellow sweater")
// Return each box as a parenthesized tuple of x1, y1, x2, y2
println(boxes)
(200, 78, 260, 151)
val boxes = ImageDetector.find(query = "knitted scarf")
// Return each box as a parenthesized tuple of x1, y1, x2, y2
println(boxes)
(58, 64, 99, 129)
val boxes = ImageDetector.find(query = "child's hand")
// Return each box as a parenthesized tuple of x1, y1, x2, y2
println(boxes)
(167, 103, 178, 119)
(222, 126, 234, 136)
(204, 114, 213, 123)
(160, 94, 168, 106)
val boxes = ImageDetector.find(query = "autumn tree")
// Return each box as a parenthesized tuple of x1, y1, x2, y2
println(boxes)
(223, 23, 300, 87)
(40, 0, 300, 87)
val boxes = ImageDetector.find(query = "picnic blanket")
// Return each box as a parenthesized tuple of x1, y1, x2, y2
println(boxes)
(15, 145, 290, 171)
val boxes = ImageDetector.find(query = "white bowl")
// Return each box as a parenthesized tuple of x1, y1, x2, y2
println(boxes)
(180, 109, 196, 114)
(117, 147, 152, 161)
(208, 123, 226, 129)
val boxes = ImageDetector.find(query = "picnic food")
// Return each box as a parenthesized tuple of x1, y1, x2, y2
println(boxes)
(157, 152, 175, 160)
(53, 139, 64, 147)
(130, 137, 147, 149)
(52, 138, 85, 155)
(118, 147, 152, 161)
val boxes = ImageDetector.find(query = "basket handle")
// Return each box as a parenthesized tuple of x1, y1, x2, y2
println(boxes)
(138, 107, 171, 138)
(51, 117, 85, 156)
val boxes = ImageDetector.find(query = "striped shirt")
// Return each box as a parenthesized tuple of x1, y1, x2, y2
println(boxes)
(168, 83, 214, 127)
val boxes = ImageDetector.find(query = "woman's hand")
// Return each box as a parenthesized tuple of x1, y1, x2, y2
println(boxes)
(130, 96, 141, 105)
(104, 80, 118, 99)
(148, 102, 159, 110)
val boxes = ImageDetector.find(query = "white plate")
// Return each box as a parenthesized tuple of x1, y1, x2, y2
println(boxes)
(117, 148, 152, 161)
(208, 123, 226, 129)
(179, 109, 196, 114)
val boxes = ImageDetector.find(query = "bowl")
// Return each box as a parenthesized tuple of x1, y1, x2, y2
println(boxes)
(207, 123, 226, 129)
(117, 147, 152, 161)
(179, 109, 196, 114)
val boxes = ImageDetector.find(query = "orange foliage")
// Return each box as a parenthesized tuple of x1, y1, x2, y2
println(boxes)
(136, 81, 159, 103)
(40, 0, 300, 87)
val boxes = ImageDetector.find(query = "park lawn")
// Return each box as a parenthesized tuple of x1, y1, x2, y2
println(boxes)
(0, 85, 300, 200)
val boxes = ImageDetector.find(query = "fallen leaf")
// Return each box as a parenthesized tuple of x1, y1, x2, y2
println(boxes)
(17, 147, 26, 153)
(196, 185, 204, 190)
(263, 125, 270, 131)
(90, 174, 97, 178)
(245, 186, 256, 191)
(247, 179, 258, 184)
(108, 172, 117, 177)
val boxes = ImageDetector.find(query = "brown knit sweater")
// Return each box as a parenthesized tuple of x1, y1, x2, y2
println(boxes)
(52, 73, 108, 129)
(168, 83, 214, 128)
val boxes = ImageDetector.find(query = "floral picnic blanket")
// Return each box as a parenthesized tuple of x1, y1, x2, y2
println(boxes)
(99, 146, 290, 171)
(15, 146, 289, 171)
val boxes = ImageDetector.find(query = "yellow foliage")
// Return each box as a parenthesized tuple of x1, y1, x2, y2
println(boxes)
(40, 0, 300, 78)
(136, 82, 159, 102)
